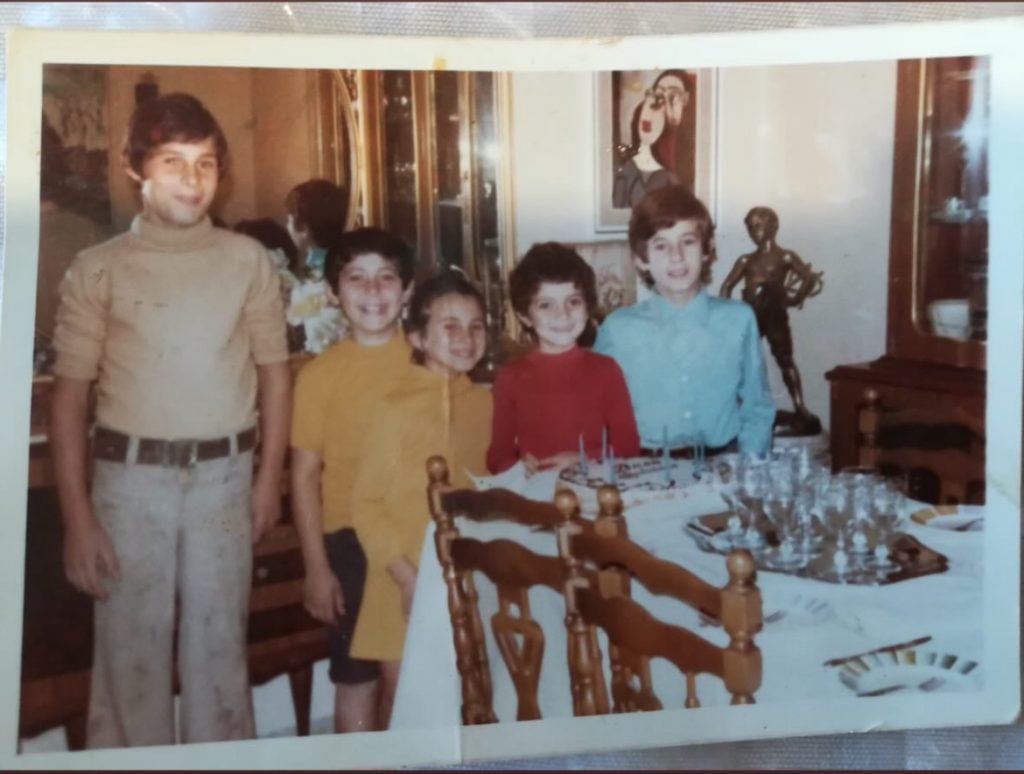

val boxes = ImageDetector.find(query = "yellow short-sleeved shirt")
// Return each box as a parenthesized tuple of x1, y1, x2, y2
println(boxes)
(290, 333, 412, 532)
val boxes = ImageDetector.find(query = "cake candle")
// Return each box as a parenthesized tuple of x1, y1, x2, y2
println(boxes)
(601, 426, 608, 464)
(663, 425, 671, 487)
(662, 425, 671, 486)
(579, 433, 588, 477)
(608, 445, 617, 486)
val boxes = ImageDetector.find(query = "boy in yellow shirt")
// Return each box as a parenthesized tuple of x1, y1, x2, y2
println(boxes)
(290, 228, 415, 732)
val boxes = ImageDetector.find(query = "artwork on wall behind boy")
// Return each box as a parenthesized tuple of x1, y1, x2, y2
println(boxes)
(41, 64, 112, 225)
(595, 68, 717, 231)
(570, 240, 638, 319)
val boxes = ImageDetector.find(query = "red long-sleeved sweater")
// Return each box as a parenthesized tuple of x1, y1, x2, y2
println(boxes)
(486, 347, 640, 474)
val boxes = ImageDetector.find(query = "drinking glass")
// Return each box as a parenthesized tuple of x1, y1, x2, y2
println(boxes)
(821, 481, 854, 580)
(870, 479, 905, 572)
(847, 476, 877, 559)
(765, 489, 802, 569)
(736, 457, 768, 550)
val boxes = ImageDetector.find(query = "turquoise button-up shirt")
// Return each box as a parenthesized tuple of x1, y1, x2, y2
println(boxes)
(593, 289, 775, 456)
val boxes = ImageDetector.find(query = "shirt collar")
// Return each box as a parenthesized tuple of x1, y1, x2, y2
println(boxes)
(131, 214, 215, 251)
(649, 287, 711, 326)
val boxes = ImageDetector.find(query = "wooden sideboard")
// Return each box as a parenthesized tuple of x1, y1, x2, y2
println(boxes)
(825, 357, 985, 488)
(826, 58, 988, 497)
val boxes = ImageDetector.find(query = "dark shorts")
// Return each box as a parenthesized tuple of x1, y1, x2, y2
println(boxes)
(324, 528, 380, 685)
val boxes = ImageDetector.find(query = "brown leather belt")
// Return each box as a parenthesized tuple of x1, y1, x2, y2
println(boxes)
(639, 438, 737, 460)
(92, 426, 257, 468)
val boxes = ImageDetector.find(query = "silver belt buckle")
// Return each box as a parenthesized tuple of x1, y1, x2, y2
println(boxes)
(165, 439, 199, 469)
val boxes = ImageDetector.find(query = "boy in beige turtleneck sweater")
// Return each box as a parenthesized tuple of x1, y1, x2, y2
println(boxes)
(49, 93, 290, 748)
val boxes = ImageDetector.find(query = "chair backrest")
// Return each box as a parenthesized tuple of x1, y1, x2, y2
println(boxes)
(555, 484, 763, 710)
(857, 388, 985, 505)
(427, 455, 573, 724)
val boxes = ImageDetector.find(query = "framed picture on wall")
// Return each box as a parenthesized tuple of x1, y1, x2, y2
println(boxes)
(594, 68, 717, 231)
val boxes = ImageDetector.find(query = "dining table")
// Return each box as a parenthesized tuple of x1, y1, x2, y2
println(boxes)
(390, 460, 986, 730)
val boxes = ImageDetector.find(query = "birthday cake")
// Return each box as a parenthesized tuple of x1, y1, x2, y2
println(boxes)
(559, 457, 678, 491)
(557, 456, 718, 512)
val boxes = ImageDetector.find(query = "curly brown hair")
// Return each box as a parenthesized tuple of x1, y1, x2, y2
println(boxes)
(509, 242, 599, 347)
(122, 93, 229, 181)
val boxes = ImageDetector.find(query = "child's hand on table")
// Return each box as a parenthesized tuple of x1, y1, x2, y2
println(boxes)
(526, 451, 582, 475)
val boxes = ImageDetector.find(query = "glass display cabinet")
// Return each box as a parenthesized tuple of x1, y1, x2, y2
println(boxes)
(826, 57, 988, 494)
(361, 70, 511, 376)
(888, 56, 988, 369)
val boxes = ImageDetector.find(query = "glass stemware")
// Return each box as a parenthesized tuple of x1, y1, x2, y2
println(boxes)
(765, 489, 802, 568)
(870, 480, 905, 573)
(821, 482, 854, 580)
(735, 457, 768, 551)
(847, 479, 876, 560)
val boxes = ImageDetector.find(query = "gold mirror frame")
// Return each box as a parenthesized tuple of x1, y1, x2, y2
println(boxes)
(314, 69, 363, 231)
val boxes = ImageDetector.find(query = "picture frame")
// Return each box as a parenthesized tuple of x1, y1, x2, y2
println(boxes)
(594, 68, 718, 231)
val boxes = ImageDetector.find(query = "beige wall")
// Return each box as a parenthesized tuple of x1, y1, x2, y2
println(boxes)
(105, 65, 322, 232)
(250, 68, 320, 223)
(509, 62, 898, 432)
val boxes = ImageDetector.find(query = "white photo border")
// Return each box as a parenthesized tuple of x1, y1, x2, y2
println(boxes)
(1, 20, 1022, 770)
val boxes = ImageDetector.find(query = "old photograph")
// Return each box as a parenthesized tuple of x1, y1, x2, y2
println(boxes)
(1, 20, 1020, 769)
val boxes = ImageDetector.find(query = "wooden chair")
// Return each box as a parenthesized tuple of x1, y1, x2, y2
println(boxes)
(555, 485, 763, 711)
(857, 387, 985, 504)
(427, 456, 594, 724)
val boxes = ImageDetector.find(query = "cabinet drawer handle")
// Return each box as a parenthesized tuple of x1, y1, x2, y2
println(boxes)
(255, 566, 270, 581)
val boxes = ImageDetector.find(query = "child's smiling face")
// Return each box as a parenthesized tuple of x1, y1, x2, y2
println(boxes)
(336, 252, 411, 345)
(636, 218, 710, 306)
(411, 293, 487, 377)
(519, 281, 588, 354)
(128, 137, 219, 229)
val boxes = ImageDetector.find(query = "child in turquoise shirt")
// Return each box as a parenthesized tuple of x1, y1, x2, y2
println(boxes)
(594, 185, 775, 456)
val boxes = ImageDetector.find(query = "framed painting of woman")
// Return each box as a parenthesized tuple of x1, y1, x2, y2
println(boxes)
(595, 68, 717, 231)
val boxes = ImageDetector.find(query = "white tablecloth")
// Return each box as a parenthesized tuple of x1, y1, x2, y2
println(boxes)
(391, 467, 984, 729)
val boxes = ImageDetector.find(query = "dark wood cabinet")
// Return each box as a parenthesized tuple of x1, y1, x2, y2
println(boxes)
(826, 57, 988, 492)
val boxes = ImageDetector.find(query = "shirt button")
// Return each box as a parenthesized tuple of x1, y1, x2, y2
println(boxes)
(683, 411, 693, 419)
(680, 375, 689, 383)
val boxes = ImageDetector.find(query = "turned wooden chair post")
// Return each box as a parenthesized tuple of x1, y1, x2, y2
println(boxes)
(857, 386, 983, 504)
(427, 455, 496, 725)
(554, 488, 610, 717)
(720, 550, 763, 705)
(857, 388, 881, 470)
(591, 485, 660, 712)
(565, 489, 764, 712)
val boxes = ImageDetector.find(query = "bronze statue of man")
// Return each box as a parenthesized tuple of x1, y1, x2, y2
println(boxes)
(720, 206, 824, 434)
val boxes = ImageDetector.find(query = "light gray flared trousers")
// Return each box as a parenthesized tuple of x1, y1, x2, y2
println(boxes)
(86, 450, 255, 748)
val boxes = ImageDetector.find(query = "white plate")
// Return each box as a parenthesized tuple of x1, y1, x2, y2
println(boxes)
(837, 650, 981, 697)
(910, 505, 984, 532)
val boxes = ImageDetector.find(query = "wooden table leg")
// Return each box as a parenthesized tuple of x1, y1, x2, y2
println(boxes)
(65, 713, 87, 751)
(287, 666, 313, 736)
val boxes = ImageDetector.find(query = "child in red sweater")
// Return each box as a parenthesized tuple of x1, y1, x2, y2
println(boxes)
(487, 242, 640, 474)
